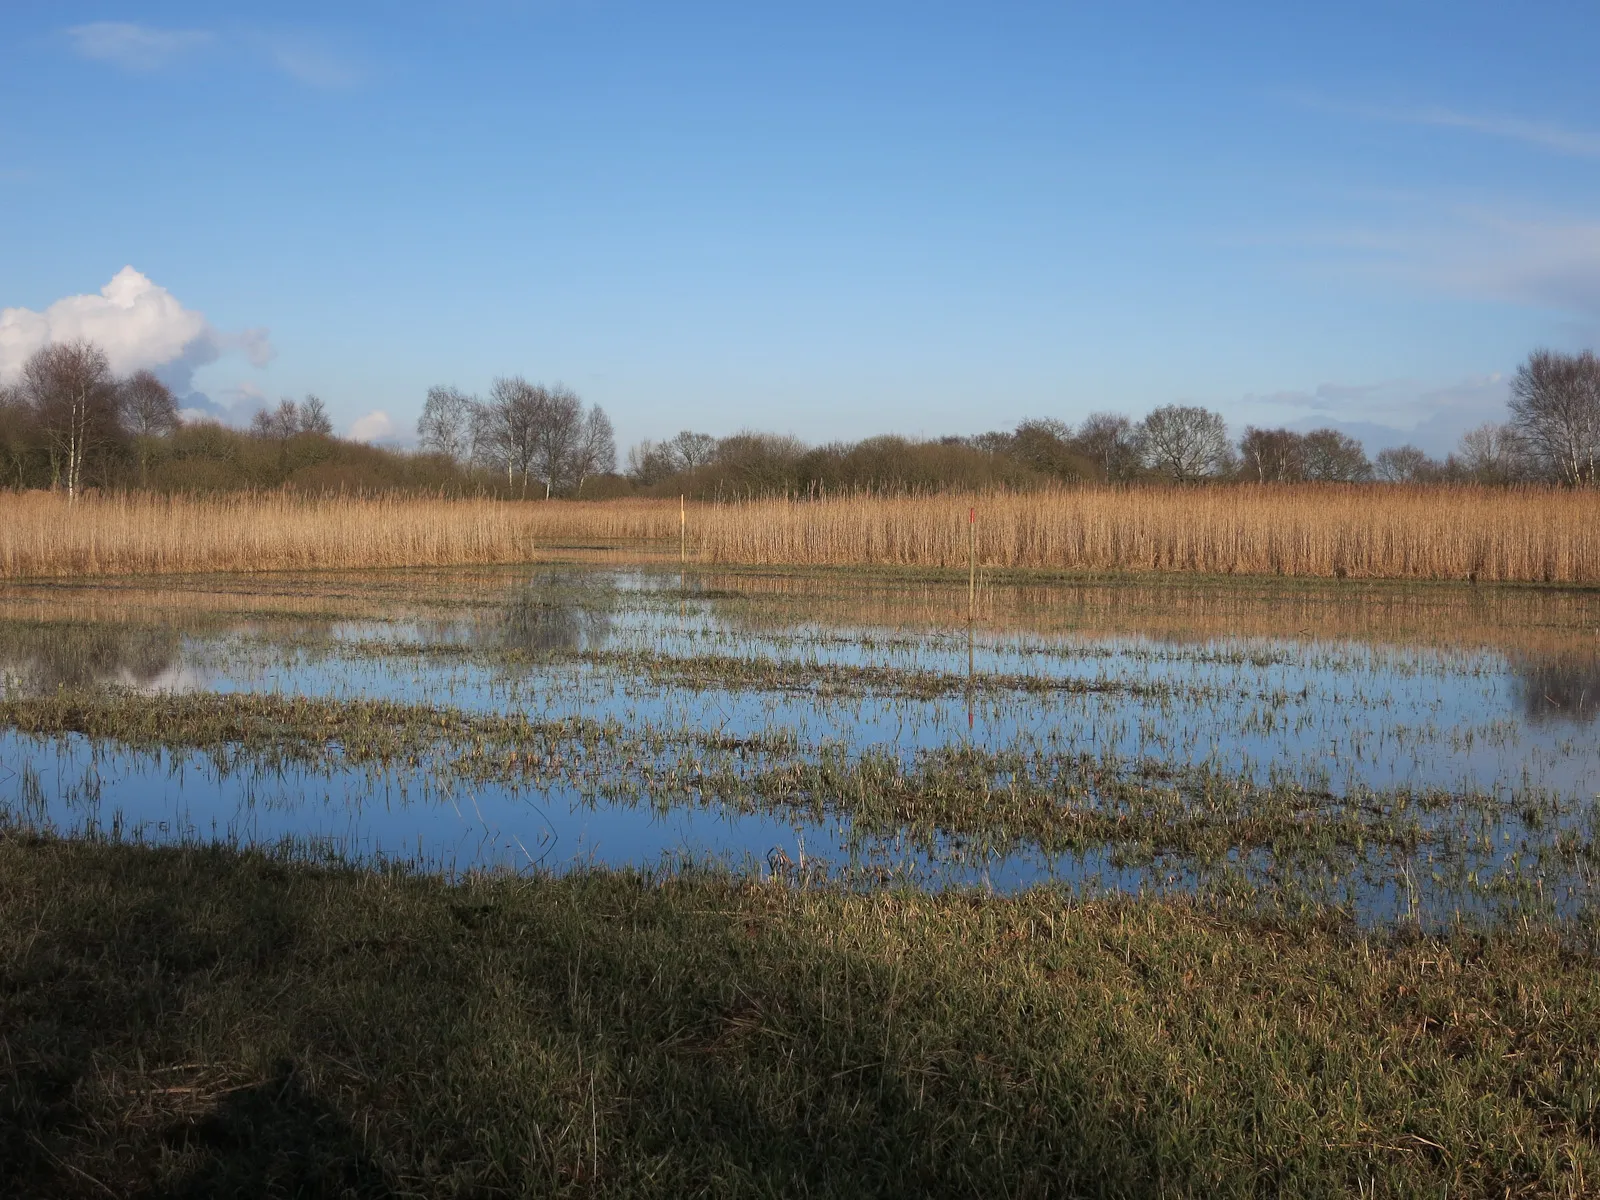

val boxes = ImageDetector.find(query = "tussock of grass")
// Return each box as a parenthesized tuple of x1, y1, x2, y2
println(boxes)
(2, 834, 1596, 1197)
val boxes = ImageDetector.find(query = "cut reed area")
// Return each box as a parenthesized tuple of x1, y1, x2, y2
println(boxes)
(3, 834, 1597, 1199)
(6, 484, 1600, 583)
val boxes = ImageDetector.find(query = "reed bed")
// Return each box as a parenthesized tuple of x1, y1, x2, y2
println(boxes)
(699, 484, 1600, 583)
(6, 485, 1600, 583)
(0, 491, 680, 578)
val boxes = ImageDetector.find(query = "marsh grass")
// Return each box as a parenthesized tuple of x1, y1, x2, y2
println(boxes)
(2, 833, 1597, 1198)
(2, 689, 1582, 916)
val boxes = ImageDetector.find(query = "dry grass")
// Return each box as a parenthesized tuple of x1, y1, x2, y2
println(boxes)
(5, 485, 1600, 583)
(0, 491, 679, 579)
(697, 485, 1600, 583)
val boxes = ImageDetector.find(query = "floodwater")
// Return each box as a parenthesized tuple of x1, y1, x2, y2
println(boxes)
(2, 565, 1597, 926)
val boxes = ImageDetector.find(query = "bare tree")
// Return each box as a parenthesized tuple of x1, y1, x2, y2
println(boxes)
(532, 385, 583, 498)
(668, 430, 718, 471)
(1010, 418, 1090, 481)
(625, 439, 677, 485)
(251, 398, 303, 439)
(1456, 422, 1524, 484)
(300, 395, 334, 436)
(1300, 428, 1371, 482)
(0, 383, 37, 489)
(1135, 404, 1230, 481)
(1072, 412, 1140, 481)
(1373, 445, 1434, 483)
(1238, 427, 1304, 482)
(20, 340, 123, 499)
(418, 385, 476, 460)
(571, 406, 617, 496)
(121, 371, 179, 438)
(467, 401, 500, 474)
(483, 376, 543, 492)
(1507, 349, 1600, 485)
(120, 370, 179, 485)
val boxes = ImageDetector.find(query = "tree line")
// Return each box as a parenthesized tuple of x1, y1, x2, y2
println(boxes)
(5, 338, 1596, 498)
(0, 339, 492, 495)
(608, 349, 1600, 497)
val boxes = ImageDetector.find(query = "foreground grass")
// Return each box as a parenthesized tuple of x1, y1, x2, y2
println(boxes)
(2, 835, 1597, 1197)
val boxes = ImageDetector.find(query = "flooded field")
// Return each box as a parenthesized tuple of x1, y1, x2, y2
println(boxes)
(2, 564, 1597, 928)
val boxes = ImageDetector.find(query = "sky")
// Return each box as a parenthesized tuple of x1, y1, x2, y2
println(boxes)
(3, 1, 1600, 455)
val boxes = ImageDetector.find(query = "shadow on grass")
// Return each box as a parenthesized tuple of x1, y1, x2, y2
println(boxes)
(0, 839, 1115, 1197)
(149, 1062, 396, 1199)
(2, 834, 1595, 1198)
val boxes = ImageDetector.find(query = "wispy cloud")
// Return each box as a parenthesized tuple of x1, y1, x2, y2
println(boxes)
(1391, 107, 1600, 159)
(1237, 375, 1511, 455)
(66, 22, 213, 72)
(258, 35, 364, 89)
(63, 23, 362, 89)
(1296, 94, 1600, 160)
(1411, 211, 1600, 314)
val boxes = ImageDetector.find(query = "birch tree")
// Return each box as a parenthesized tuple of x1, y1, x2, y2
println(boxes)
(1508, 349, 1600, 485)
(20, 341, 122, 499)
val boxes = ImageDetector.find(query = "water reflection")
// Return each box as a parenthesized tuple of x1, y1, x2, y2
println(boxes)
(0, 622, 182, 693)
(1515, 657, 1600, 725)
(493, 583, 617, 654)
(2, 566, 1598, 930)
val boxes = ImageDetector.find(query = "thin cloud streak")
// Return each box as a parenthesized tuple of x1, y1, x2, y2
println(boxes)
(258, 35, 364, 89)
(62, 22, 361, 89)
(1295, 94, 1600, 159)
(65, 23, 213, 72)
(1383, 106, 1600, 159)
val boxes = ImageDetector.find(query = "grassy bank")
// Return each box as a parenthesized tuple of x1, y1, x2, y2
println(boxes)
(6, 485, 1600, 583)
(2, 834, 1597, 1198)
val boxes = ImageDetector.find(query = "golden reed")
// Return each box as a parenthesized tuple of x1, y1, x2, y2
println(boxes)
(695, 485, 1600, 584)
(3, 485, 1598, 583)
(0, 492, 679, 579)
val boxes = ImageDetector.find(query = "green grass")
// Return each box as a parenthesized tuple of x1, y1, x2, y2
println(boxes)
(2, 833, 1597, 1197)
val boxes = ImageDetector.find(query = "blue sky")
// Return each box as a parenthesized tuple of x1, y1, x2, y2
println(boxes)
(3, 1, 1599, 454)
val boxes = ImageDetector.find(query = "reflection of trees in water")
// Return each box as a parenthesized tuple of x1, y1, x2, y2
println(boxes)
(1514, 657, 1600, 725)
(0, 622, 182, 692)
(479, 575, 619, 655)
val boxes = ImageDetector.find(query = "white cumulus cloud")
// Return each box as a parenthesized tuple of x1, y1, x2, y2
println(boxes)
(0, 267, 274, 391)
(349, 410, 399, 442)
(66, 23, 213, 71)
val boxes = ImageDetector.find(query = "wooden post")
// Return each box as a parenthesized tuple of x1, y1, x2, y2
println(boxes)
(680, 495, 687, 567)
(968, 505, 976, 624)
